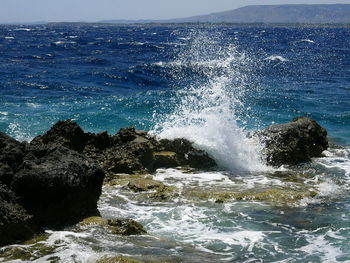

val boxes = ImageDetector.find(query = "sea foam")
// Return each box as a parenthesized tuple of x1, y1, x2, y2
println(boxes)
(152, 32, 268, 172)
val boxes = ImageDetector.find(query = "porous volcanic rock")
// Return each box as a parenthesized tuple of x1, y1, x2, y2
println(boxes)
(32, 120, 217, 175)
(258, 117, 328, 166)
(0, 183, 36, 246)
(0, 126, 105, 245)
(12, 144, 105, 227)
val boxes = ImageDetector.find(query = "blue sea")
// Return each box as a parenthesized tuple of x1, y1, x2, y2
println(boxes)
(0, 23, 350, 262)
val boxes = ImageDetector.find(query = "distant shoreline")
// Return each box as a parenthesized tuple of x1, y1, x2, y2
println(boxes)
(2, 22, 350, 28)
(2, 4, 350, 26)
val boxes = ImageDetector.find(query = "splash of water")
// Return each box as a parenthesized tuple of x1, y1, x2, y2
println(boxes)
(152, 32, 267, 172)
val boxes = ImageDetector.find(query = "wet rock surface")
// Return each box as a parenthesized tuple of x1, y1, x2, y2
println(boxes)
(258, 117, 328, 166)
(79, 216, 147, 235)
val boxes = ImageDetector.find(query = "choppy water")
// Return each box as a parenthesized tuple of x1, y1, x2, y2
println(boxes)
(0, 23, 350, 262)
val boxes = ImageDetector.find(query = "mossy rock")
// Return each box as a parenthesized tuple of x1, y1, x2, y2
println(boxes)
(187, 188, 317, 204)
(105, 173, 151, 187)
(128, 178, 165, 192)
(127, 177, 178, 201)
(0, 237, 58, 262)
(21, 233, 49, 245)
(79, 217, 147, 235)
(79, 216, 107, 226)
(107, 218, 147, 235)
(146, 185, 178, 201)
(271, 171, 314, 183)
(96, 256, 143, 263)
(96, 256, 180, 263)
(105, 174, 178, 201)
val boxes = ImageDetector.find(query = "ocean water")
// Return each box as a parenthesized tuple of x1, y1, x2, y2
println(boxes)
(0, 23, 350, 262)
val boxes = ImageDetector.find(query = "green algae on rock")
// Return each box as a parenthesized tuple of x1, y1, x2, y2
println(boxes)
(96, 256, 143, 263)
(106, 173, 178, 201)
(186, 187, 318, 205)
(0, 234, 58, 262)
(96, 255, 181, 263)
(79, 216, 147, 236)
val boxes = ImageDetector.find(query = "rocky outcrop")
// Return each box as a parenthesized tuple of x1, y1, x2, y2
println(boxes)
(79, 216, 147, 235)
(0, 120, 216, 246)
(12, 144, 104, 227)
(32, 121, 217, 175)
(0, 129, 105, 245)
(0, 132, 27, 186)
(258, 117, 328, 166)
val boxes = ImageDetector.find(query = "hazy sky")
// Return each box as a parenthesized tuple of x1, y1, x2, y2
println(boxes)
(1, 0, 350, 23)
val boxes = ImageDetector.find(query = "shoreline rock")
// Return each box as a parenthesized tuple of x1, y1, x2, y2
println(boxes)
(0, 116, 329, 246)
(257, 117, 328, 166)
(0, 183, 37, 246)
(79, 216, 147, 236)
(32, 121, 217, 175)
(0, 128, 105, 245)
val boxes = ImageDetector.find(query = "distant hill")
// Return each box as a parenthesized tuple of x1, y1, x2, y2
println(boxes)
(169, 4, 350, 24)
(102, 4, 350, 24)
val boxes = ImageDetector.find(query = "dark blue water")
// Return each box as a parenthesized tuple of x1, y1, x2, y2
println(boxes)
(1, 24, 350, 263)
(0, 24, 349, 143)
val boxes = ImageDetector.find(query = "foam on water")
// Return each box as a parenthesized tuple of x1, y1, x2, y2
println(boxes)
(265, 55, 289, 62)
(152, 32, 268, 172)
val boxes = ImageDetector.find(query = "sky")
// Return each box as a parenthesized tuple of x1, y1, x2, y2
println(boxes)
(1, 0, 350, 23)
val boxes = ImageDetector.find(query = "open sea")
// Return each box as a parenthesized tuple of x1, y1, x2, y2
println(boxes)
(0, 23, 350, 262)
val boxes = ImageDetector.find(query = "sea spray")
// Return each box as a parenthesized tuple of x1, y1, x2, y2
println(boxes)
(152, 32, 267, 172)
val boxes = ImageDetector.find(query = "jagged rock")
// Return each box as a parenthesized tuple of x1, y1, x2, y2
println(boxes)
(0, 183, 37, 246)
(258, 117, 328, 166)
(11, 144, 105, 228)
(0, 132, 27, 186)
(31, 120, 88, 152)
(32, 120, 217, 174)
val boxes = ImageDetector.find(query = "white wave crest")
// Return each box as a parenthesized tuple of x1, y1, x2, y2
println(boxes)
(152, 32, 268, 172)
(265, 55, 288, 62)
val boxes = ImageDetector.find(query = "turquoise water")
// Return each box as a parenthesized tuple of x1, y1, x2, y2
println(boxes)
(0, 24, 350, 262)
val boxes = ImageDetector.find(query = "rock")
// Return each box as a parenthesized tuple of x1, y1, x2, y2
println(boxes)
(0, 183, 37, 246)
(96, 256, 143, 263)
(153, 151, 179, 169)
(79, 216, 147, 235)
(258, 117, 328, 166)
(31, 120, 88, 152)
(0, 132, 26, 185)
(127, 178, 165, 192)
(158, 138, 216, 169)
(31, 120, 217, 174)
(12, 144, 105, 228)
(187, 188, 317, 205)
(107, 218, 147, 235)
(0, 234, 57, 262)
(107, 174, 177, 201)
